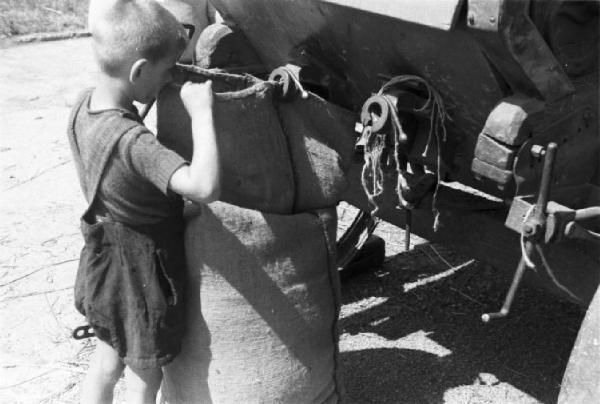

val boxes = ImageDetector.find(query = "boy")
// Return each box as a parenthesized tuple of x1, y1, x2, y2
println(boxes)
(68, 1, 220, 402)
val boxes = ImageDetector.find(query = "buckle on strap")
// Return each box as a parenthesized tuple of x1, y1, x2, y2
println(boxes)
(72, 325, 95, 340)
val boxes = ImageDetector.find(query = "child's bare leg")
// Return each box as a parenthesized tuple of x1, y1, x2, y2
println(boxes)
(81, 339, 124, 404)
(124, 365, 163, 404)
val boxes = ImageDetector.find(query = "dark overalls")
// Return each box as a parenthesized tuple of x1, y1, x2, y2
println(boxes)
(67, 92, 186, 369)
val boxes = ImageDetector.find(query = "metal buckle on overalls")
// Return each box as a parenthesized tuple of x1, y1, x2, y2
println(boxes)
(72, 325, 95, 340)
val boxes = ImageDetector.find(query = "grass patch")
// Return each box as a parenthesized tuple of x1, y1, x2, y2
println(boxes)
(0, 0, 89, 38)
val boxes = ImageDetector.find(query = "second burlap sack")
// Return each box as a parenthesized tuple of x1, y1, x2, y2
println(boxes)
(161, 202, 343, 403)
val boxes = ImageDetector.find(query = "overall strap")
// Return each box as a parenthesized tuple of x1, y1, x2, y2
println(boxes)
(67, 89, 93, 198)
(67, 90, 144, 216)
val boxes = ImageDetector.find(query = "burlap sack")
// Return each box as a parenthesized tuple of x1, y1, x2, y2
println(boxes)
(276, 93, 356, 212)
(161, 201, 343, 403)
(157, 69, 295, 214)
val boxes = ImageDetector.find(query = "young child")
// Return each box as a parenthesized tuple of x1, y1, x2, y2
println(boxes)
(68, 1, 220, 402)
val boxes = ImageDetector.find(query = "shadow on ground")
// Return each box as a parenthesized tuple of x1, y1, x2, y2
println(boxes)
(339, 243, 584, 404)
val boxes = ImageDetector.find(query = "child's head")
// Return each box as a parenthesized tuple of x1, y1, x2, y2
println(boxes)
(90, 0, 188, 103)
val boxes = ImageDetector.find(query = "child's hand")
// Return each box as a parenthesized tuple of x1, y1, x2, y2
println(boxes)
(181, 81, 214, 117)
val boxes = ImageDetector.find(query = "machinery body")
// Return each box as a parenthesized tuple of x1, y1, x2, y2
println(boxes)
(197, 0, 599, 305)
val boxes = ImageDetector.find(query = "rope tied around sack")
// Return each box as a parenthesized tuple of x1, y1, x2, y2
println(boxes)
(361, 75, 450, 230)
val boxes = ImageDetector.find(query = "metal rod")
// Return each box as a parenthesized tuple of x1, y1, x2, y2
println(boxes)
(482, 241, 532, 322)
(482, 143, 558, 323)
(536, 142, 557, 215)
(575, 207, 600, 221)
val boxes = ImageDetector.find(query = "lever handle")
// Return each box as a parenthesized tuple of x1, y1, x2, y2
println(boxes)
(482, 142, 558, 323)
(535, 143, 557, 214)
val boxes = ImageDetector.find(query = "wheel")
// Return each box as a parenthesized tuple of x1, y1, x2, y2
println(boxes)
(558, 285, 600, 403)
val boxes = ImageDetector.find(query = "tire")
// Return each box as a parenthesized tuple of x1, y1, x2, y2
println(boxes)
(558, 285, 600, 403)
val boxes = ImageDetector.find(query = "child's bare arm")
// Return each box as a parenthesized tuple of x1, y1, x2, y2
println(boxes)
(168, 81, 221, 204)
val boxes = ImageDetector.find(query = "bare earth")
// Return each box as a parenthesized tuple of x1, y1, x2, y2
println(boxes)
(0, 38, 584, 403)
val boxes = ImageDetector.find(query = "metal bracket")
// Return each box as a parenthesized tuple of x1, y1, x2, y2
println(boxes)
(467, 0, 501, 32)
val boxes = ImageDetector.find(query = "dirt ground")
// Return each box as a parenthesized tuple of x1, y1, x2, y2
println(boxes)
(0, 38, 585, 403)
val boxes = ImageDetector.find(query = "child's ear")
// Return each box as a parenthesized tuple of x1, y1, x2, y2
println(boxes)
(129, 58, 148, 83)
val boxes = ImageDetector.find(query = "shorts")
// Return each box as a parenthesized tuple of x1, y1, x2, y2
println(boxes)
(74, 217, 186, 369)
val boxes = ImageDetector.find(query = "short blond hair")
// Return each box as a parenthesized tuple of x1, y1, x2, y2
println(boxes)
(90, 0, 188, 76)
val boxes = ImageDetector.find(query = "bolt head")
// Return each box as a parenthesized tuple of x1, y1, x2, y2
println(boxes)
(530, 145, 546, 158)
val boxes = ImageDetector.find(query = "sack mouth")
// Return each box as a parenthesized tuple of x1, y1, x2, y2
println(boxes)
(173, 63, 278, 100)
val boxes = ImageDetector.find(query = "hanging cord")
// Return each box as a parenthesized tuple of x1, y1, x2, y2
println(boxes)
(360, 128, 387, 215)
(361, 75, 449, 228)
(381, 95, 410, 208)
(535, 244, 581, 302)
(520, 205, 537, 269)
